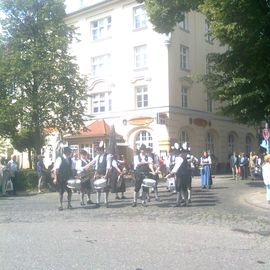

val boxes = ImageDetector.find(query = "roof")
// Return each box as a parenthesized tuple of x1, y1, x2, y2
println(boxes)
(64, 119, 111, 139)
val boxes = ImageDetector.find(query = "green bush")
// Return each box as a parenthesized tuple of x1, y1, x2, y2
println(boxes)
(17, 169, 38, 191)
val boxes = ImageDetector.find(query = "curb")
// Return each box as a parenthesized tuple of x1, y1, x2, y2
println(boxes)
(243, 190, 270, 211)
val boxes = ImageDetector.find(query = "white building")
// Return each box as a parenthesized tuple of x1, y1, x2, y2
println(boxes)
(63, 0, 257, 169)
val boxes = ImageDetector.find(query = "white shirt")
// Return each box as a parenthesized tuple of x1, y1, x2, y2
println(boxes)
(133, 154, 153, 170)
(54, 154, 70, 170)
(171, 156, 184, 174)
(262, 162, 270, 185)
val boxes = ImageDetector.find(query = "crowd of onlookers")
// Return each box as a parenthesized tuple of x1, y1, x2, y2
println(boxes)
(229, 151, 264, 180)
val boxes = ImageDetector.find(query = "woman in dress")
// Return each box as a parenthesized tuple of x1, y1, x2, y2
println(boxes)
(200, 151, 212, 189)
(109, 154, 126, 200)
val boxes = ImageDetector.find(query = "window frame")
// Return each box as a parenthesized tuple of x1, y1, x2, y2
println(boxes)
(133, 5, 147, 30)
(134, 45, 147, 69)
(90, 54, 111, 77)
(180, 45, 189, 70)
(135, 85, 148, 108)
(91, 92, 112, 114)
(181, 86, 189, 108)
(91, 16, 112, 41)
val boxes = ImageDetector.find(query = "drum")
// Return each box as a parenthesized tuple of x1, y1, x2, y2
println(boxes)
(142, 178, 156, 188)
(67, 179, 81, 189)
(94, 178, 107, 190)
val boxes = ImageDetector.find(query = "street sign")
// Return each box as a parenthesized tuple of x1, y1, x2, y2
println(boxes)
(262, 128, 270, 141)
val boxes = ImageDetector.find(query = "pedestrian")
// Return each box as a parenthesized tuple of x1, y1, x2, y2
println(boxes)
(239, 152, 249, 180)
(262, 154, 270, 204)
(200, 151, 212, 189)
(54, 147, 74, 211)
(229, 152, 238, 180)
(0, 157, 5, 195)
(7, 155, 19, 195)
(37, 155, 47, 193)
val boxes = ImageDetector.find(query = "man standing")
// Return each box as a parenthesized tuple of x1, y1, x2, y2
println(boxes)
(37, 155, 47, 193)
(54, 147, 74, 211)
(7, 155, 19, 195)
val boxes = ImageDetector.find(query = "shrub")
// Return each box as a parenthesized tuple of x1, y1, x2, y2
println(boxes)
(17, 169, 38, 191)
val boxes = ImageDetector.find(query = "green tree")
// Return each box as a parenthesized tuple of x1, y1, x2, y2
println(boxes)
(141, 0, 270, 124)
(0, 0, 88, 163)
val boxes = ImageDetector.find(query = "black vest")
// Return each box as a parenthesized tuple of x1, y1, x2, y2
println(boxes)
(97, 154, 107, 175)
(59, 156, 73, 182)
(176, 155, 190, 177)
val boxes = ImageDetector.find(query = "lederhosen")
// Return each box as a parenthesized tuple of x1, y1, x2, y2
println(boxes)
(58, 156, 73, 195)
(134, 155, 150, 193)
(110, 160, 126, 193)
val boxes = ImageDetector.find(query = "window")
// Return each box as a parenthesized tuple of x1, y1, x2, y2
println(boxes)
(134, 45, 147, 69)
(205, 20, 213, 43)
(179, 12, 188, 31)
(179, 131, 190, 148)
(136, 85, 148, 108)
(228, 134, 235, 154)
(181, 86, 188, 108)
(91, 54, 111, 77)
(206, 132, 214, 154)
(91, 92, 111, 113)
(207, 93, 213, 112)
(180, 45, 189, 70)
(133, 5, 147, 29)
(206, 56, 214, 74)
(135, 130, 153, 150)
(91, 16, 111, 41)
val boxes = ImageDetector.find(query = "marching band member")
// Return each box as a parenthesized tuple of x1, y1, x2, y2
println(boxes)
(83, 141, 111, 207)
(109, 154, 127, 200)
(76, 150, 94, 206)
(166, 144, 191, 207)
(54, 147, 74, 211)
(132, 144, 155, 207)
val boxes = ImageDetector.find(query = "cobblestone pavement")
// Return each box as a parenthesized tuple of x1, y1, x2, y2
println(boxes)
(1, 175, 270, 270)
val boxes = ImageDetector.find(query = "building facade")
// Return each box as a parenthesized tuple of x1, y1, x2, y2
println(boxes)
(63, 0, 257, 166)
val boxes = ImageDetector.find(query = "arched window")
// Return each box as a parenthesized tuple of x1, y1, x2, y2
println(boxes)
(228, 134, 235, 154)
(245, 135, 252, 154)
(206, 132, 214, 154)
(135, 130, 153, 150)
(179, 131, 190, 148)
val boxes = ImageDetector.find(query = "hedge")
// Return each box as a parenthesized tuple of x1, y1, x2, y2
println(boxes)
(16, 169, 39, 191)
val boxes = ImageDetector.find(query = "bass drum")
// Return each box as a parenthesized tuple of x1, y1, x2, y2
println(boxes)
(67, 179, 81, 189)
(93, 178, 107, 190)
(142, 178, 156, 188)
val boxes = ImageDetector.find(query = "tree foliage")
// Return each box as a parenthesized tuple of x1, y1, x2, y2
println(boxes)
(0, 0, 88, 158)
(141, 0, 270, 124)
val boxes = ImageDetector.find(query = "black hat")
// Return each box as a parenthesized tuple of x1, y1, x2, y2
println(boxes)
(140, 144, 147, 151)
(63, 147, 72, 154)
(80, 150, 87, 155)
